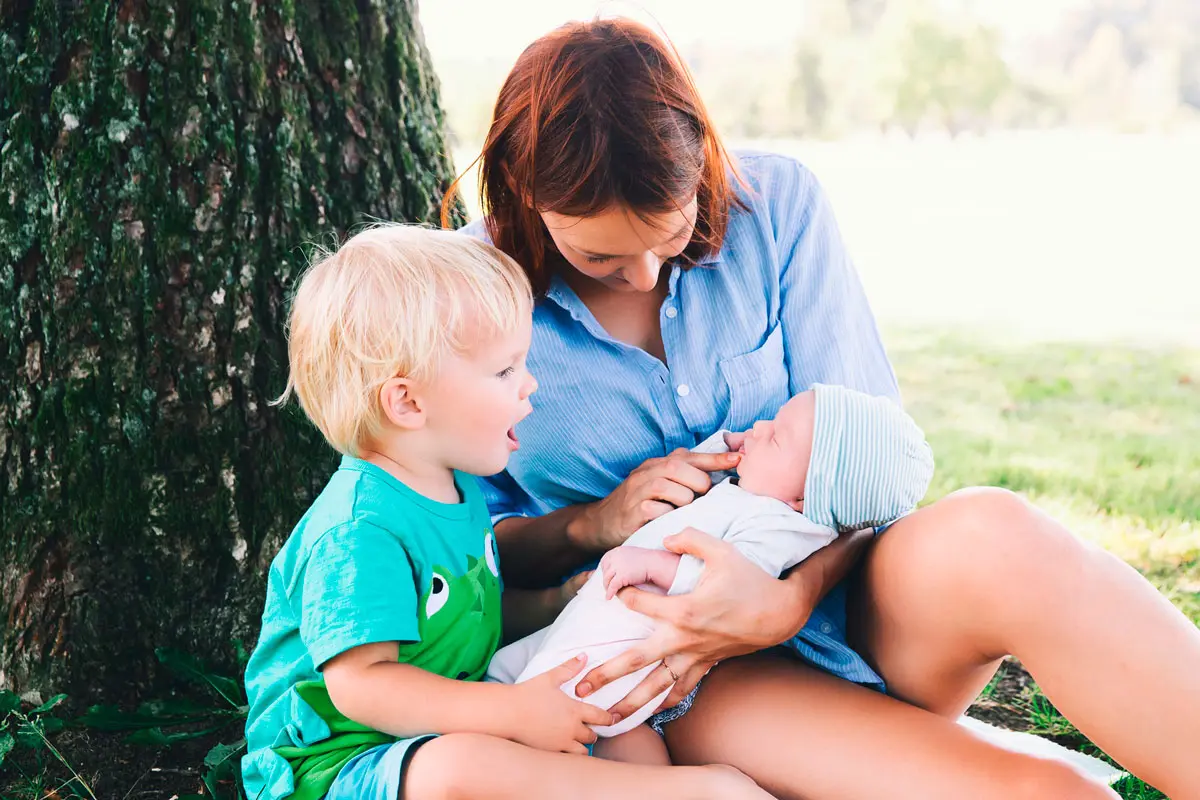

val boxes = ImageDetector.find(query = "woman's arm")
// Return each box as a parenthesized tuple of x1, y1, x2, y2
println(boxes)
(501, 572, 593, 642)
(779, 526, 876, 627)
(495, 507, 600, 589)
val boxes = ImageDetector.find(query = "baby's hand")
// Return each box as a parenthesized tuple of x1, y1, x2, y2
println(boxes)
(600, 547, 682, 600)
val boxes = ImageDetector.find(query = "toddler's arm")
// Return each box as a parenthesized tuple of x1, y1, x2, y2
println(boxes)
(600, 546, 682, 599)
(323, 641, 612, 753)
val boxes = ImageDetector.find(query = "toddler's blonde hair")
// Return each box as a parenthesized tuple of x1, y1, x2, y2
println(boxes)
(277, 223, 532, 456)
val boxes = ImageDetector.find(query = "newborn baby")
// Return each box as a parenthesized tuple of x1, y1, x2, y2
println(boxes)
(487, 383, 935, 739)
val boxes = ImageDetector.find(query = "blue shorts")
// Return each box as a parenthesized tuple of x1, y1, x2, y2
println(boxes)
(325, 735, 435, 800)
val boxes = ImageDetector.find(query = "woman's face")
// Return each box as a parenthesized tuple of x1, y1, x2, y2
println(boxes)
(539, 200, 698, 293)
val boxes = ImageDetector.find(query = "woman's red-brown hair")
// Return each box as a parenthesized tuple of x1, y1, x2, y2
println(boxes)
(441, 16, 745, 295)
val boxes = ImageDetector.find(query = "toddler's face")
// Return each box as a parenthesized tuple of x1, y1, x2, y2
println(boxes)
(724, 391, 815, 508)
(421, 312, 538, 477)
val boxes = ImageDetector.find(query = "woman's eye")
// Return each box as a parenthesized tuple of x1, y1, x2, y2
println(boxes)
(586, 255, 613, 264)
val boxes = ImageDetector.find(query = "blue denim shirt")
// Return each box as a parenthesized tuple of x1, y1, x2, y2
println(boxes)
(464, 151, 898, 688)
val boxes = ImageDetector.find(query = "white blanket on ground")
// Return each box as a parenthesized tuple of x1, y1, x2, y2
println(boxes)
(960, 717, 1126, 785)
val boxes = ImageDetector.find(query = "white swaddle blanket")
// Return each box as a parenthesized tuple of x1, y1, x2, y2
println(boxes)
(488, 427, 839, 737)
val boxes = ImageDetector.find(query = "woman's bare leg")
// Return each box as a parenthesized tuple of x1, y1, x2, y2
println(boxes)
(593, 724, 672, 765)
(853, 487, 1200, 799)
(666, 651, 1116, 800)
(403, 732, 767, 800)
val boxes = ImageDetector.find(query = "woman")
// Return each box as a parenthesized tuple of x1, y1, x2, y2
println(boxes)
(447, 18, 1200, 799)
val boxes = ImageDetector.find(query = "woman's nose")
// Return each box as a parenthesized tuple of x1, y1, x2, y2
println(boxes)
(624, 252, 661, 292)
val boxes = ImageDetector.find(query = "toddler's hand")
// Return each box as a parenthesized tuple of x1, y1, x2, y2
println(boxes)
(508, 655, 615, 754)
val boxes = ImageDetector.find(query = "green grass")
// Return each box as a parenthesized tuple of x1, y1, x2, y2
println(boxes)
(891, 328, 1200, 799)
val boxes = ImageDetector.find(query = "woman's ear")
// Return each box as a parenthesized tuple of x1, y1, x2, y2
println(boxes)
(379, 377, 425, 431)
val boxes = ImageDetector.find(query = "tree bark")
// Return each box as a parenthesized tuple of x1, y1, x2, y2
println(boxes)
(0, 0, 463, 701)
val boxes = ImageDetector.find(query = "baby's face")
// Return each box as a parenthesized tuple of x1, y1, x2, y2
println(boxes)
(724, 391, 815, 508)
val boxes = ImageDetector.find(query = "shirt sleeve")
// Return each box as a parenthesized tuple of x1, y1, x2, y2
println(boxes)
(480, 470, 539, 526)
(297, 522, 420, 669)
(770, 157, 902, 402)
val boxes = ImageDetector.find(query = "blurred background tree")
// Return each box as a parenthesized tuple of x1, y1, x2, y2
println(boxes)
(429, 0, 1200, 143)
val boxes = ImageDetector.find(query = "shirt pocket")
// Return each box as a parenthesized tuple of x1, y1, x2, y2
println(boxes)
(718, 323, 790, 433)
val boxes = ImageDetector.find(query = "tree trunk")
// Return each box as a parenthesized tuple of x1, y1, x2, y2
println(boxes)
(0, 0, 463, 702)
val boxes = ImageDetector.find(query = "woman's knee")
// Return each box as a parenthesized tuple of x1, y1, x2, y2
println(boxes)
(873, 486, 1086, 597)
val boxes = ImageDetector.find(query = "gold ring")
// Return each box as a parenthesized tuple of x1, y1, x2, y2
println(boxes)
(663, 662, 680, 682)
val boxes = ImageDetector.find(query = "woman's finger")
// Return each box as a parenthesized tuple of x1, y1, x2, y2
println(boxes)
(615, 585, 692, 626)
(561, 570, 593, 599)
(637, 499, 675, 525)
(660, 456, 717, 495)
(677, 450, 741, 475)
(606, 661, 680, 722)
(662, 526, 736, 561)
(576, 640, 669, 697)
(644, 476, 696, 509)
(658, 660, 709, 710)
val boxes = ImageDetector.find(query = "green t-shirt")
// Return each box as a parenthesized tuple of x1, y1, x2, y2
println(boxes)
(241, 456, 503, 800)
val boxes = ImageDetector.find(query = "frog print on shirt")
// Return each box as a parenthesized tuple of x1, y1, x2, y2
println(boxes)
(398, 531, 503, 681)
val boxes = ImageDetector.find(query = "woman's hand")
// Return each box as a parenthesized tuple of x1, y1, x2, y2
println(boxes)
(574, 528, 819, 719)
(569, 450, 742, 552)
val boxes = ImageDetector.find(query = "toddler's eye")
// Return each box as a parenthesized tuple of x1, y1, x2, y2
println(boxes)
(497, 366, 515, 379)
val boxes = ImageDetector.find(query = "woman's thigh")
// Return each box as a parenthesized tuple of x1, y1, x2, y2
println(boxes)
(664, 651, 1114, 800)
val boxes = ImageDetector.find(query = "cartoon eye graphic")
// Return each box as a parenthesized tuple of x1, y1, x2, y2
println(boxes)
(484, 532, 500, 578)
(426, 574, 450, 617)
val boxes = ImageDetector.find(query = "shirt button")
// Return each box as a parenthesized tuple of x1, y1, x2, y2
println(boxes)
(676, 384, 690, 397)
(664, 306, 678, 319)
(820, 622, 834, 634)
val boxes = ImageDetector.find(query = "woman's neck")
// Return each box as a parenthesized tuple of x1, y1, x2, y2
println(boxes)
(562, 270, 669, 361)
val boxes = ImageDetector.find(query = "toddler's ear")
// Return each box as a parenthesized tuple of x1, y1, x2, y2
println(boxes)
(788, 498, 805, 513)
(379, 377, 425, 430)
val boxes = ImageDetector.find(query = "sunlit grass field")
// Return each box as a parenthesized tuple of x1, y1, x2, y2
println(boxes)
(892, 328, 1199, 797)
